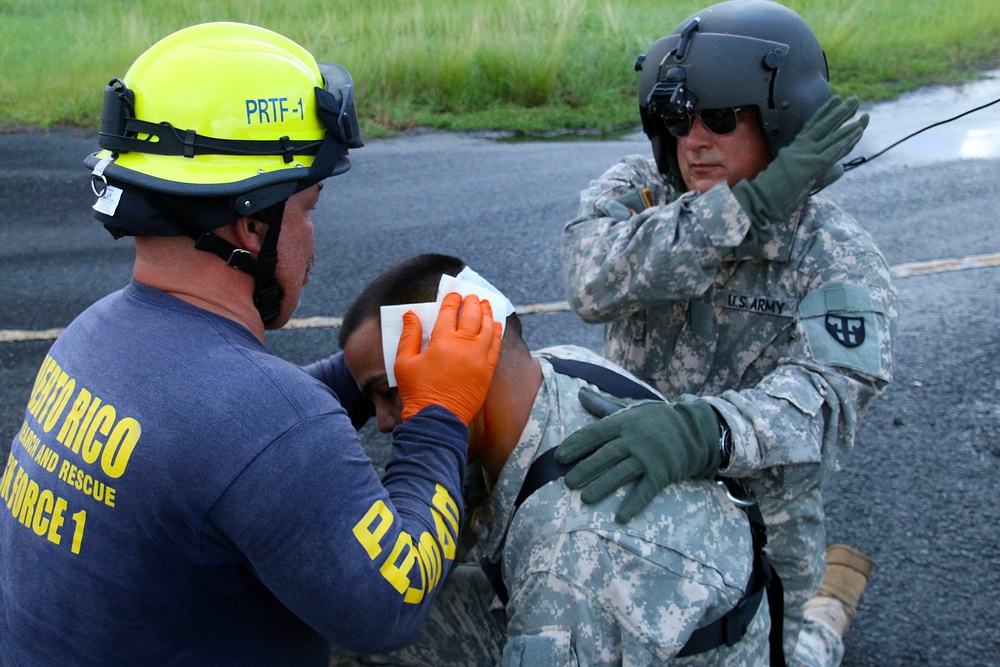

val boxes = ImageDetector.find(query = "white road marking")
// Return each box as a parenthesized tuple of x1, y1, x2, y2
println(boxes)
(4, 252, 999, 343)
(887, 251, 1000, 278)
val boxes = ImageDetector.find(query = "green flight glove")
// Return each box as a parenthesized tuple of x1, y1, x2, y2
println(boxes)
(555, 397, 722, 523)
(732, 95, 869, 256)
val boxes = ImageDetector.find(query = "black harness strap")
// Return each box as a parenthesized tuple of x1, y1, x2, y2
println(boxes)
(546, 357, 662, 401)
(676, 476, 783, 663)
(481, 356, 784, 665)
(480, 447, 571, 606)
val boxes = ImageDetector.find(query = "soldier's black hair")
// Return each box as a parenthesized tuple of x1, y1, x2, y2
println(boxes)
(338, 253, 522, 350)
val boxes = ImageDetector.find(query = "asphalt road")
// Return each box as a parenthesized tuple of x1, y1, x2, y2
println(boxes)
(2, 94, 999, 664)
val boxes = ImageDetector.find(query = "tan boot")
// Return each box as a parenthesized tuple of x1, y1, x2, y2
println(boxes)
(803, 544, 875, 636)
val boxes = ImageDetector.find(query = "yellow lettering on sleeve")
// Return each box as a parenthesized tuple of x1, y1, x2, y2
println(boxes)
(352, 500, 394, 559)
(352, 487, 463, 605)
(380, 532, 418, 596)
(430, 484, 459, 560)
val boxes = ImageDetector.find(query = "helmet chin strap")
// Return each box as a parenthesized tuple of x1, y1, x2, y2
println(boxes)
(193, 221, 285, 325)
(146, 192, 287, 325)
(249, 214, 285, 324)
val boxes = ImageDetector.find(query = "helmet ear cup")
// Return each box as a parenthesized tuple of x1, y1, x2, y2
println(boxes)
(637, 0, 832, 175)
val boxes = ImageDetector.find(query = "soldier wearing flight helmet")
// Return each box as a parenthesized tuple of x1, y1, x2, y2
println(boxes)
(559, 1, 897, 665)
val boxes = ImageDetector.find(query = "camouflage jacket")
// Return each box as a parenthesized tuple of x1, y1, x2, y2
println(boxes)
(561, 155, 897, 477)
(484, 345, 769, 666)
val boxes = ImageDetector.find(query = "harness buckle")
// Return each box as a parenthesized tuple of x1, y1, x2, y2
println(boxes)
(717, 477, 757, 508)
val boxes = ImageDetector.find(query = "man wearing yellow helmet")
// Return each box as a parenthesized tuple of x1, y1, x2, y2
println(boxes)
(0, 22, 502, 666)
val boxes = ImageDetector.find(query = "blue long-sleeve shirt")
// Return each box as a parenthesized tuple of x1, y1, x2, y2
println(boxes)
(0, 281, 467, 666)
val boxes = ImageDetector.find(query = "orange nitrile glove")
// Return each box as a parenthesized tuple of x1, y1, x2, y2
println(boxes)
(395, 292, 504, 424)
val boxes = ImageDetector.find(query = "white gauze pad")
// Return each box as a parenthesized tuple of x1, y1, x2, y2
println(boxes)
(379, 267, 515, 387)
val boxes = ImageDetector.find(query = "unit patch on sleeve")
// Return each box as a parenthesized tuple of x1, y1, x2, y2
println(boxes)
(798, 282, 889, 379)
(824, 315, 866, 348)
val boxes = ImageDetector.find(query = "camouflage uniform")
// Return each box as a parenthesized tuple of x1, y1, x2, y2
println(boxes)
(561, 155, 896, 662)
(360, 344, 769, 666)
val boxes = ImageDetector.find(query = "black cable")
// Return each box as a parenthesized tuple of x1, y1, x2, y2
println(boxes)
(843, 94, 1000, 171)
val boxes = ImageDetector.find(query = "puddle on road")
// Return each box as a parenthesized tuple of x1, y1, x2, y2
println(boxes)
(852, 69, 1000, 165)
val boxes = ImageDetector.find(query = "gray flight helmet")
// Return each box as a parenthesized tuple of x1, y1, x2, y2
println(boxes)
(637, 0, 832, 187)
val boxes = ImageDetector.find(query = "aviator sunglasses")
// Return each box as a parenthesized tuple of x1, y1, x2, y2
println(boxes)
(662, 106, 744, 138)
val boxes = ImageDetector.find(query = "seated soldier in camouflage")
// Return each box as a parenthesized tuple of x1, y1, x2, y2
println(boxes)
(338, 253, 771, 666)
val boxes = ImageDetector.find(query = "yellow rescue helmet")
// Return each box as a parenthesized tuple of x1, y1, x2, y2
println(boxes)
(86, 21, 363, 216)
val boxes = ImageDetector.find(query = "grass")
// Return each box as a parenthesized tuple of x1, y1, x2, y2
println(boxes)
(1, 0, 998, 137)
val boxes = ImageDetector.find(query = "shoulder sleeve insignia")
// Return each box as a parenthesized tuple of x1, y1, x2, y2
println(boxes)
(824, 315, 866, 348)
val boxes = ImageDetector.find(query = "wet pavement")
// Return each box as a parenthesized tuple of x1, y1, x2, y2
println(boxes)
(853, 68, 1000, 165)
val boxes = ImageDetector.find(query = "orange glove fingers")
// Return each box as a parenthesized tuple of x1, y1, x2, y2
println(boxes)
(396, 292, 503, 424)
(396, 309, 425, 362)
(434, 292, 474, 338)
(453, 294, 486, 338)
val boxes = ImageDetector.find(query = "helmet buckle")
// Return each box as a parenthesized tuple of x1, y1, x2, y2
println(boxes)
(226, 248, 255, 272)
